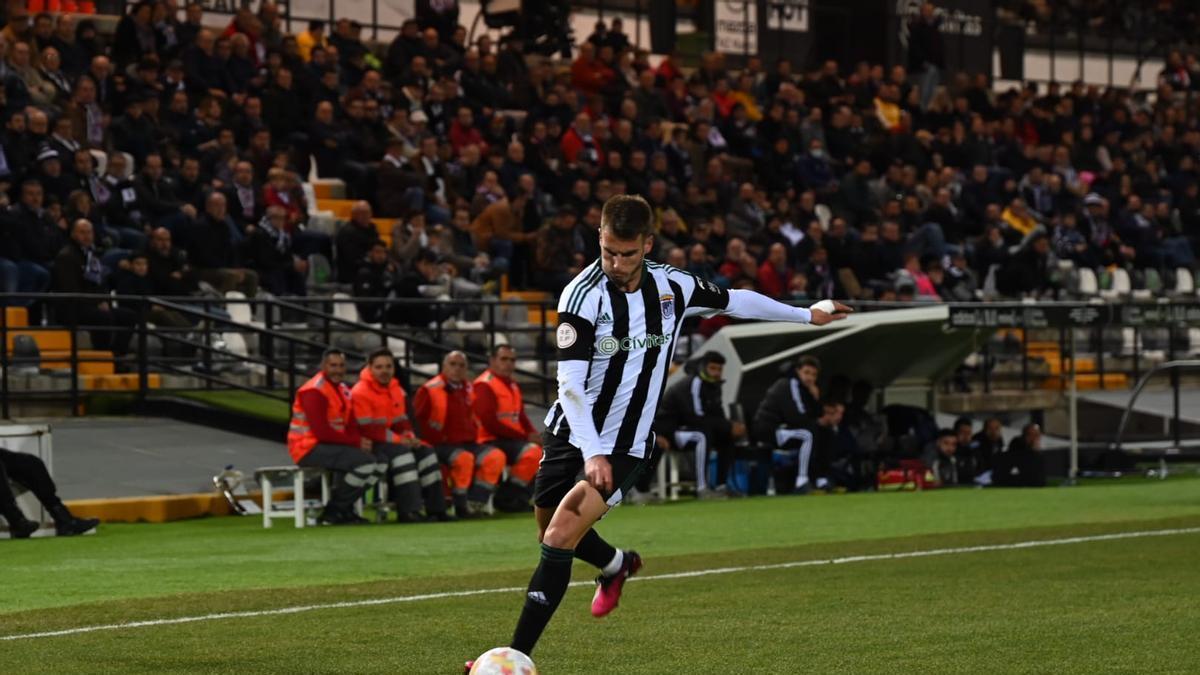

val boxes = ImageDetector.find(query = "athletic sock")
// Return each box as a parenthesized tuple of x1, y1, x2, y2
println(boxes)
(574, 528, 617, 570)
(600, 549, 625, 578)
(511, 543, 574, 655)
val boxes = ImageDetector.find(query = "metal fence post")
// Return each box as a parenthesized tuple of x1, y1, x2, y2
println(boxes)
(137, 304, 148, 406)
(1, 300, 8, 419)
(70, 309, 79, 416)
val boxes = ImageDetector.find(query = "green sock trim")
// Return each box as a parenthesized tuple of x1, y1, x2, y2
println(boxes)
(540, 543, 575, 562)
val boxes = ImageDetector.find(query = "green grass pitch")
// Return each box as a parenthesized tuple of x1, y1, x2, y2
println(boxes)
(2, 476, 1199, 673)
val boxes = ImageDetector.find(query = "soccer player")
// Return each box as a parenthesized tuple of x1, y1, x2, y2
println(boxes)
(502, 195, 850, 657)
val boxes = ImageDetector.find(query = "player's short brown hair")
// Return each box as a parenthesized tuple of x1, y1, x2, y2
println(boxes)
(600, 194, 653, 240)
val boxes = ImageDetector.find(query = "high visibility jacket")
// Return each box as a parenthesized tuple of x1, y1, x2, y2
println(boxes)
(287, 372, 356, 462)
(473, 369, 534, 444)
(350, 367, 418, 445)
(413, 374, 476, 445)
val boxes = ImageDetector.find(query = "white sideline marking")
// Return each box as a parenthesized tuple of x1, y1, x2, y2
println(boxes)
(3, 526, 1197, 642)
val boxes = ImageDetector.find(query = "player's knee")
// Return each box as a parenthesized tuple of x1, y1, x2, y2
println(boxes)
(541, 521, 578, 549)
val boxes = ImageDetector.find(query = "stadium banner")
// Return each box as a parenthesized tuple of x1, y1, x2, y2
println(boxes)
(948, 303, 1200, 328)
(714, 0, 759, 55)
(765, 0, 808, 32)
(889, 0, 994, 75)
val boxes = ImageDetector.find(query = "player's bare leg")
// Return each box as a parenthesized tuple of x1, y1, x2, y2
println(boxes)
(536, 502, 631, 600)
(510, 481, 612, 655)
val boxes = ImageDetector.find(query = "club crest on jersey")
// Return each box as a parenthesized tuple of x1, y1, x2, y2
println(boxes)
(660, 294, 674, 320)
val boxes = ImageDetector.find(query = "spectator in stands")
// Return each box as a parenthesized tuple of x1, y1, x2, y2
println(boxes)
(3, 179, 57, 301)
(144, 226, 197, 296)
(224, 160, 263, 229)
(51, 218, 138, 357)
(351, 348, 451, 523)
(533, 208, 586, 294)
(999, 232, 1054, 298)
(334, 201, 382, 283)
(134, 153, 193, 234)
(286, 348, 383, 525)
(471, 344, 544, 512)
(352, 241, 396, 324)
(471, 191, 533, 274)
(296, 20, 325, 62)
(0, 446, 100, 539)
(756, 242, 795, 299)
(182, 191, 259, 296)
(241, 205, 307, 297)
(656, 351, 746, 499)
(993, 423, 1046, 488)
(112, 251, 192, 336)
(414, 351, 506, 518)
(754, 356, 822, 494)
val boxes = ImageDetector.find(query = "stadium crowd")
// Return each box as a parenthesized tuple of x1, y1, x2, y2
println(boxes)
(0, 0, 1198, 339)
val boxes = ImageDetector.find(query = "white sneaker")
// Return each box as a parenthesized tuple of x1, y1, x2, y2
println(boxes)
(696, 486, 729, 500)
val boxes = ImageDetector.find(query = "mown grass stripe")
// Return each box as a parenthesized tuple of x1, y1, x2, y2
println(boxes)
(4, 526, 1195, 642)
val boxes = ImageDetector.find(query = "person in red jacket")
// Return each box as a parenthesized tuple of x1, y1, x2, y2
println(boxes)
(413, 351, 506, 518)
(560, 112, 602, 166)
(286, 349, 383, 525)
(756, 242, 795, 299)
(570, 41, 614, 96)
(351, 348, 453, 523)
(448, 105, 487, 157)
(473, 344, 543, 512)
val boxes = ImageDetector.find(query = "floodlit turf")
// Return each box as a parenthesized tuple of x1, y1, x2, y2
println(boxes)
(2, 477, 1199, 673)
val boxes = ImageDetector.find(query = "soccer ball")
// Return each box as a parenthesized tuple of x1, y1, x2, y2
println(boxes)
(469, 647, 537, 675)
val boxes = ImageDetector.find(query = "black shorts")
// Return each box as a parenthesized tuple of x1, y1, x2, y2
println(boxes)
(532, 432, 653, 509)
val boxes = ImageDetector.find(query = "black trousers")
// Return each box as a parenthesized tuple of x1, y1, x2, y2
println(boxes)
(77, 306, 138, 356)
(0, 447, 62, 523)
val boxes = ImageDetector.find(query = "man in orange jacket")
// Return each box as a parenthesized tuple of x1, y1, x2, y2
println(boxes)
(473, 344, 543, 512)
(413, 351, 506, 518)
(286, 348, 383, 525)
(351, 348, 453, 523)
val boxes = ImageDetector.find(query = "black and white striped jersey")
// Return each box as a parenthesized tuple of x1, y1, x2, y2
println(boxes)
(543, 260, 735, 460)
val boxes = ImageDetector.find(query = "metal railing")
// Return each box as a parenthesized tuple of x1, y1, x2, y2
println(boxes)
(1110, 359, 1200, 453)
(4, 294, 1198, 419)
(1, 292, 558, 419)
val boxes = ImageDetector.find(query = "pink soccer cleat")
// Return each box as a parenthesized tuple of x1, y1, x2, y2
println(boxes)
(590, 550, 643, 618)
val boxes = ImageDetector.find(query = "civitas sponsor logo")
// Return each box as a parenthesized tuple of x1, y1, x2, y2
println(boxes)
(596, 334, 672, 355)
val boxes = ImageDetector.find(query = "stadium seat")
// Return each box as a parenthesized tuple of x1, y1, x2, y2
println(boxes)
(317, 199, 357, 219)
(1099, 267, 1131, 301)
(1173, 267, 1195, 296)
(331, 292, 370, 326)
(311, 178, 347, 200)
(1076, 267, 1099, 296)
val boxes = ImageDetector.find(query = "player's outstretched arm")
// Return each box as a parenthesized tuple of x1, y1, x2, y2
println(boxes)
(723, 289, 852, 325)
